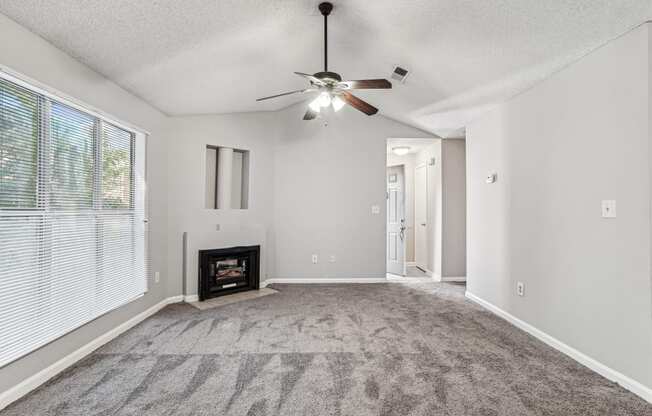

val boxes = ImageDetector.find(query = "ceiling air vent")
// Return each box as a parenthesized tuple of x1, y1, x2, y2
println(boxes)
(391, 66, 409, 83)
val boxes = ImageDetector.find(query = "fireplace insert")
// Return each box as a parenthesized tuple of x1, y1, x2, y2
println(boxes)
(198, 245, 260, 300)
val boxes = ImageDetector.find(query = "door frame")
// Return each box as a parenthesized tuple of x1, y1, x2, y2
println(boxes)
(385, 138, 443, 281)
(414, 162, 429, 274)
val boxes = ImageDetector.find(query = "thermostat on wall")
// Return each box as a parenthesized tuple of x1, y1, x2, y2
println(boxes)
(486, 172, 497, 184)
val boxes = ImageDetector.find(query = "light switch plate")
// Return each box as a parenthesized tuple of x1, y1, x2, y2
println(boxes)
(601, 200, 616, 218)
(371, 205, 380, 214)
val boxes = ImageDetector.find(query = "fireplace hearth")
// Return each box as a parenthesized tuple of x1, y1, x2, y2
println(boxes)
(198, 245, 260, 301)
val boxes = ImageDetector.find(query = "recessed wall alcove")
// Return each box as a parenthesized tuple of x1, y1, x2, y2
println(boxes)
(205, 145, 250, 209)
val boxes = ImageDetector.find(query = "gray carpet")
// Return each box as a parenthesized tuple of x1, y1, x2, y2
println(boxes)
(3, 282, 651, 415)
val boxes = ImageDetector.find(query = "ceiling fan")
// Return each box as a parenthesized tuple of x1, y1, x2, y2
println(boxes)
(256, 1, 392, 120)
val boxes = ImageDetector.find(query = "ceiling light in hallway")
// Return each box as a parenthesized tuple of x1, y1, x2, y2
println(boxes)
(392, 146, 411, 156)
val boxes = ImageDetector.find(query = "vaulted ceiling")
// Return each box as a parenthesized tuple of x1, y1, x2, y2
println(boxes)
(1, 0, 650, 137)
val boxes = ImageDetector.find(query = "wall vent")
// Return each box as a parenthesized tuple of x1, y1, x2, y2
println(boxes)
(391, 66, 409, 83)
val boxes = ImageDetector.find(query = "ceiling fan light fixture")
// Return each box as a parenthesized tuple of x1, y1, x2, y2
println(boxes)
(392, 146, 411, 156)
(332, 95, 345, 112)
(255, 2, 391, 119)
(318, 91, 332, 107)
(309, 97, 322, 113)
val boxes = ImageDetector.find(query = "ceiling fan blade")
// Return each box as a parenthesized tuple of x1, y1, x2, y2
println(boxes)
(303, 108, 319, 120)
(256, 89, 313, 102)
(294, 72, 326, 86)
(339, 91, 378, 116)
(338, 79, 392, 90)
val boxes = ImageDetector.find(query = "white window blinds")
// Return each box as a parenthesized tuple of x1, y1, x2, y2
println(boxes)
(0, 75, 147, 367)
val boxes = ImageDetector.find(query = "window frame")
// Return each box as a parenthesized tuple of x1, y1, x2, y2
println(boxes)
(1, 75, 139, 213)
(0, 68, 149, 368)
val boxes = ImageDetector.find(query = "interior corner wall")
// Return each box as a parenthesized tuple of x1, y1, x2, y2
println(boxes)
(467, 23, 652, 391)
(273, 103, 432, 279)
(441, 139, 466, 277)
(166, 113, 280, 295)
(0, 12, 170, 394)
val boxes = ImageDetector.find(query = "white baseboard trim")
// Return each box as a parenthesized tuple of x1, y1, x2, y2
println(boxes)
(442, 276, 466, 283)
(265, 277, 388, 285)
(0, 295, 183, 411)
(465, 291, 652, 404)
(183, 295, 199, 303)
(167, 295, 184, 303)
(406, 262, 417, 267)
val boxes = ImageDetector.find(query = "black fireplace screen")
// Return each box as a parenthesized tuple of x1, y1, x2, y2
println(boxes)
(212, 258, 245, 280)
(199, 245, 260, 301)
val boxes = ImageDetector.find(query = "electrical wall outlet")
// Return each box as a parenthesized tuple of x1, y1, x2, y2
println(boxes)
(329, 255, 336, 263)
(154, 271, 160, 283)
(517, 281, 524, 297)
(312, 254, 318, 264)
(371, 205, 380, 214)
(215, 224, 221, 231)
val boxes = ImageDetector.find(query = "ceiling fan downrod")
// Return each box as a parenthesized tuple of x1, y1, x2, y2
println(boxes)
(319, 2, 333, 72)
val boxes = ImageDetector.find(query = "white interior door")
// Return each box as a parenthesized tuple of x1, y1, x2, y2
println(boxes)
(386, 166, 405, 275)
(415, 164, 428, 271)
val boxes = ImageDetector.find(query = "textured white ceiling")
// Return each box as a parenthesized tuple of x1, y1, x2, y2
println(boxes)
(1, 0, 650, 137)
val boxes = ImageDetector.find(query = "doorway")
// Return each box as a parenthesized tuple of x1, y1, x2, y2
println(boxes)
(385, 137, 468, 281)
(386, 138, 441, 278)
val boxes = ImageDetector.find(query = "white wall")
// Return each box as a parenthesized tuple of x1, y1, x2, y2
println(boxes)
(0, 12, 170, 393)
(166, 113, 278, 295)
(441, 139, 466, 277)
(467, 24, 652, 392)
(274, 104, 431, 279)
(167, 105, 432, 284)
(387, 152, 416, 262)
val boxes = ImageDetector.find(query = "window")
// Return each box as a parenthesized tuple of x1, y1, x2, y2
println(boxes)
(50, 102, 95, 208)
(0, 78, 38, 208)
(102, 122, 133, 209)
(0, 75, 147, 368)
(205, 146, 249, 209)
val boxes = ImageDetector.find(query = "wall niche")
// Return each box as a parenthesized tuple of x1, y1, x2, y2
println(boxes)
(205, 146, 250, 209)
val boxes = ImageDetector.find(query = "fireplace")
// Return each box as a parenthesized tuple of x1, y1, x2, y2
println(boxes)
(198, 245, 260, 301)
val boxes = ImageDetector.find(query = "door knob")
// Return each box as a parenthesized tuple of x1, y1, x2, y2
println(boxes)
(420, 223, 426, 226)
